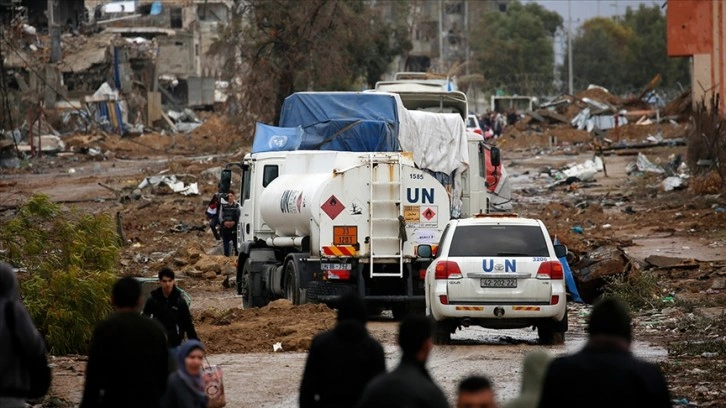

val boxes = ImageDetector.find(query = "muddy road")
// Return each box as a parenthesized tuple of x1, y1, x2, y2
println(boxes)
(49, 291, 668, 407)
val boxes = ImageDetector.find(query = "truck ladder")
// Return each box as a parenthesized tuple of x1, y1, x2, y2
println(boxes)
(368, 154, 404, 278)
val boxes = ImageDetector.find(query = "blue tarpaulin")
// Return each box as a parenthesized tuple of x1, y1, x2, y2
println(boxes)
(252, 123, 303, 153)
(554, 236, 584, 303)
(278, 92, 401, 152)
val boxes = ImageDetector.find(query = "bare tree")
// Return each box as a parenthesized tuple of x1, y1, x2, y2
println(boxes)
(211, 0, 411, 129)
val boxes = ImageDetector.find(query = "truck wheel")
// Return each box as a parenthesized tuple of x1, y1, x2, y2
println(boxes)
(391, 304, 409, 320)
(284, 260, 301, 305)
(242, 259, 267, 309)
(432, 319, 451, 345)
(236, 254, 245, 295)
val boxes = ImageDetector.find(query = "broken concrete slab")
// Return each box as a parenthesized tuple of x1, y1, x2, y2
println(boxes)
(645, 255, 700, 269)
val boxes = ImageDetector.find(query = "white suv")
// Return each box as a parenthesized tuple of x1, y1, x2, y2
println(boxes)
(420, 215, 568, 345)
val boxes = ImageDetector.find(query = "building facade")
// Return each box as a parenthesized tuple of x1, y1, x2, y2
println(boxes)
(667, 0, 726, 114)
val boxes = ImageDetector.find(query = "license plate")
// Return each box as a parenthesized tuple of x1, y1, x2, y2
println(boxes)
(481, 278, 517, 288)
(321, 263, 352, 271)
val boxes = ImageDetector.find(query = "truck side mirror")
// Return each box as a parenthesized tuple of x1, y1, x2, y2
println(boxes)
(220, 169, 232, 194)
(490, 146, 501, 168)
(554, 244, 567, 258)
(417, 244, 432, 258)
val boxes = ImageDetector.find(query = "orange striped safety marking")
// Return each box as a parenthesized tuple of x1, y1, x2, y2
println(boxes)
(455, 306, 484, 311)
(512, 306, 541, 311)
(322, 246, 357, 256)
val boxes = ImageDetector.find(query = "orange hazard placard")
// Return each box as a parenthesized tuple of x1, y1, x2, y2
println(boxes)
(333, 226, 357, 245)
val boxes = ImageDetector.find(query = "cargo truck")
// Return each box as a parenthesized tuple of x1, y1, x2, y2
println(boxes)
(223, 92, 503, 317)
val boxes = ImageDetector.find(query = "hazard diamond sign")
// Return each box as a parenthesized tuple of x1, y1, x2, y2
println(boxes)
(322, 195, 345, 220)
(422, 207, 436, 220)
(419, 206, 438, 227)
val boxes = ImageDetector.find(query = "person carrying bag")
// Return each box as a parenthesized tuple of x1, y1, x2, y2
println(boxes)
(0, 262, 51, 407)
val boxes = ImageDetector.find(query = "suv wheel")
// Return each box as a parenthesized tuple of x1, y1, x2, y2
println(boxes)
(432, 319, 452, 345)
(538, 313, 567, 345)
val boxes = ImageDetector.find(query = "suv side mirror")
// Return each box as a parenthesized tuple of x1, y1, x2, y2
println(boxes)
(554, 244, 567, 258)
(417, 244, 432, 258)
(490, 146, 501, 167)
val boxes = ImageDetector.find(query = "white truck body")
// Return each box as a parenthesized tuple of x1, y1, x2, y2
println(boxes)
(228, 91, 497, 316)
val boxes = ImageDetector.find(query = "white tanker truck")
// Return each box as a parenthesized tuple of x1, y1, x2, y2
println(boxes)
(223, 92, 504, 317)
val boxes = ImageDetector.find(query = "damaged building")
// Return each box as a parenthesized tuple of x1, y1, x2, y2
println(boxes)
(0, 0, 230, 145)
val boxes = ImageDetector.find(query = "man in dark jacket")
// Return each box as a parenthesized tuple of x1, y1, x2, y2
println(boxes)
(299, 292, 385, 408)
(538, 297, 671, 408)
(357, 315, 449, 408)
(143, 267, 198, 350)
(81, 277, 170, 408)
(219, 192, 241, 257)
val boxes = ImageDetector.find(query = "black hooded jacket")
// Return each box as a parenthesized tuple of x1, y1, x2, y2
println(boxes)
(142, 287, 198, 348)
(356, 355, 449, 408)
(538, 337, 671, 408)
(299, 319, 386, 408)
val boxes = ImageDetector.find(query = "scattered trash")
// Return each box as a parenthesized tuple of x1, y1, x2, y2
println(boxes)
(273, 342, 283, 352)
(661, 295, 675, 303)
(700, 352, 718, 358)
(138, 175, 200, 196)
(571, 226, 584, 234)
(635, 153, 665, 174)
(663, 176, 686, 191)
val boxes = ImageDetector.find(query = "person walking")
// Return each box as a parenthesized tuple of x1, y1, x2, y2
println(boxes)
(356, 315, 449, 408)
(143, 267, 198, 352)
(457, 376, 498, 408)
(538, 297, 672, 408)
(503, 350, 551, 408)
(80, 277, 170, 408)
(161, 340, 208, 408)
(299, 293, 385, 408)
(0, 262, 50, 408)
(219, 192, 241, 257)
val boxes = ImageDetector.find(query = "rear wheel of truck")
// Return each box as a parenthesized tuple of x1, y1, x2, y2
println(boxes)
(242, 259, 267, 309)
(284, 260, 301, 305)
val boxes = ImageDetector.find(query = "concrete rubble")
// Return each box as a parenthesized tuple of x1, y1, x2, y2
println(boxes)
(0, 0, 232, 169)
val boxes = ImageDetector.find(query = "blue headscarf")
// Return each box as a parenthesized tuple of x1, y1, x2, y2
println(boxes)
(177, 339, 206, 397)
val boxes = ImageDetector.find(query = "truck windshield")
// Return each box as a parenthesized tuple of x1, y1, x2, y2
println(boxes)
(448, 225, 549, 257)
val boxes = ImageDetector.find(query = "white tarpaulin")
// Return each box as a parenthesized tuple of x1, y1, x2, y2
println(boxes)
(398, 109, 469, 216)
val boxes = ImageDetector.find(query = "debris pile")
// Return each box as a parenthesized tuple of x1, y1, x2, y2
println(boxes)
(508, 83, 691, 152)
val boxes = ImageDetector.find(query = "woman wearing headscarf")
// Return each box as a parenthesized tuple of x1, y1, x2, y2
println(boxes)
(0, 261, 49, 407)
(161, 339, 209, 408)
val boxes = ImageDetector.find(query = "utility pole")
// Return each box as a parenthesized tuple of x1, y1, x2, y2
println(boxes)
(439, 0, 444, 72)
(464, 0, 469, 76)
(567, 0, 573, 95)
(48, 0, 61, 63)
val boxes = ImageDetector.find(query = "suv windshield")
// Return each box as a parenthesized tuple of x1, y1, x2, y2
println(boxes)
(448, 225, 549, 257)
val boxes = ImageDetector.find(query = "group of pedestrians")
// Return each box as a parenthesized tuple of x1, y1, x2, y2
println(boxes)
(80, 268, 203, 408)
(206, 190, 241, 257)
(1, 258, 673, 408)
(300, 293, 672, 408)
